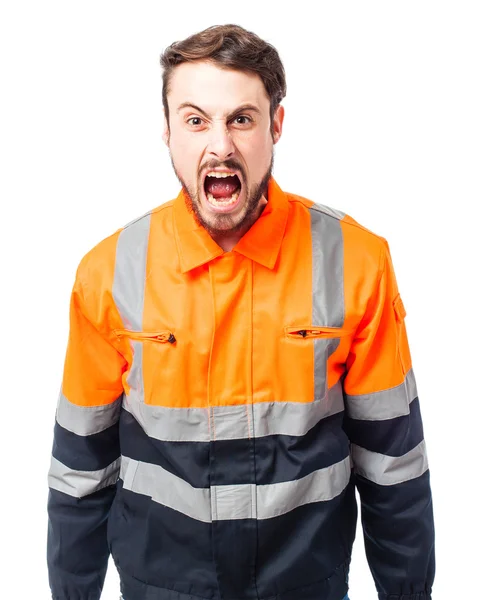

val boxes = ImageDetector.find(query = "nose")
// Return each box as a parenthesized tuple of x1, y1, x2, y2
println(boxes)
(207, 121, 235, 160)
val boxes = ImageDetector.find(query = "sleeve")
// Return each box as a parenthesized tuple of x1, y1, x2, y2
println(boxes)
(342, 239, 435, 600)
(47, 266, 127, 600)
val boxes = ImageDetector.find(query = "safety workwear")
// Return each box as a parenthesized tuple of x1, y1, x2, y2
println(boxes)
(47, 178, 435, 600)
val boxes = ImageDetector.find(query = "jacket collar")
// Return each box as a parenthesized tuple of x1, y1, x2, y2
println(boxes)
(173, 177, 289, 273)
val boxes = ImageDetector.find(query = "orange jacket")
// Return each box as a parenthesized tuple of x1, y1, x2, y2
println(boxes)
(47, 177, 434, 600)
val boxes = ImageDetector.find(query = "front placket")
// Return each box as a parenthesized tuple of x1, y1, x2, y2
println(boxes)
(207, 253, 259, 600)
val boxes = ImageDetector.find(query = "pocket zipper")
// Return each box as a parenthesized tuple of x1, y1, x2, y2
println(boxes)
(285, 326, 353, 339)
(114, 329, 176, 344)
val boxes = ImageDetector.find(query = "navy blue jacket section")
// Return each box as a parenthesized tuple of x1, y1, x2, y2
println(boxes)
(344, 397, 424, 457)
(52, 420, 120, 471)
(48, 486, 116, 600)
(120, 408, 349, 487)
(356, 470, 434, 600)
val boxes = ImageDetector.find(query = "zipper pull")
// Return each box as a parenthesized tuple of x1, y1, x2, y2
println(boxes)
(167, 333, 176, 344)
(298, 330, 307, 338)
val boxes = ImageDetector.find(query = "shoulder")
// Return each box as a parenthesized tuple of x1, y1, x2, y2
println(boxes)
(76, 200, 175, 286)
(285, 191, 389, 271)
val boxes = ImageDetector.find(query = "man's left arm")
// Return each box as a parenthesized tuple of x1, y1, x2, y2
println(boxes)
(342, 238, 435, 600)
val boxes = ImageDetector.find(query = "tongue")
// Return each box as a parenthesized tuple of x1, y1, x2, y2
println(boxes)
(205, 175, 240, 199)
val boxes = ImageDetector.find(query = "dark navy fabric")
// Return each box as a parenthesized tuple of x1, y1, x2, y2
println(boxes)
(120, 408, 349, 487)
(48, 485, 116, 600)
(119, 409, 210, 487)
(52, 420, 120, 471)
(255, 477, 356, 599)
(355, 470, 435, 599)
(254, 411, 350, 484)
(108, 482, 220, 599)
(343, 397, 424, 456)
(109, 479, 356, 600)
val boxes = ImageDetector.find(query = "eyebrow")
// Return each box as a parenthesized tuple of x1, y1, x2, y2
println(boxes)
(176, 102, 261, 119)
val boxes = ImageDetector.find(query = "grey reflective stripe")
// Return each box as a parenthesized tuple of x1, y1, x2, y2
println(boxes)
(55, 390, 122, 435)
(125, 341, 144, 398)
(123, 378, 345, 443)
(351, 439, 428, 486)
(48, 456, 121, 498)
(311, 202, 346, 221)
(310, 206, 345, 327)
(309, 205, 345, 400)
(113, 213, 151, 331)
(121, 455, 212, 522)
(113, 213, 151, 404)
(256, 455, 351, 519)
(345, 368, 418, 421)
(212, 483, 257, 520)
(120, 455, 351, 522)
(254, 378, 344, 437)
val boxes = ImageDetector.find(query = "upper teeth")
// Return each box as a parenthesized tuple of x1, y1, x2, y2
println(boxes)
(206, 172, 236, 178)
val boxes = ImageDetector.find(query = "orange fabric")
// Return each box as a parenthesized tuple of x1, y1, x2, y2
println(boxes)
(61, 177, 413, 412)
(62, 232, 127, 406)
(342, 216, 411, 393)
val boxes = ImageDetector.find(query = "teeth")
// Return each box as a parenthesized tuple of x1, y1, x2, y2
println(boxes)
(206, 189, 240, 207)
(206, 172, 237, 178)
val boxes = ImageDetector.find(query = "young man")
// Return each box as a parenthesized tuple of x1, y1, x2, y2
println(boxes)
(47, 24, 435, 600)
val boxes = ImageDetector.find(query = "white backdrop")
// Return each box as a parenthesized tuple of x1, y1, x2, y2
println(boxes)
(1, 1, 478, 599)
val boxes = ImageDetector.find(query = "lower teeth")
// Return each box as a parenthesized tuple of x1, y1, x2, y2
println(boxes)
(207, 189, 240, 207)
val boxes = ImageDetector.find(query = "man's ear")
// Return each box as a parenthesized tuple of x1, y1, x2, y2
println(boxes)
(272, 104, 285, 145)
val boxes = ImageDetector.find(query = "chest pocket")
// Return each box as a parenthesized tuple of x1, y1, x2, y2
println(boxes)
(285, 325, 353, 400)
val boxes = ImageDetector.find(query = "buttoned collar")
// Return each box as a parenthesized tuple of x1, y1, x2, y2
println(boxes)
(173, 177, 290, 273)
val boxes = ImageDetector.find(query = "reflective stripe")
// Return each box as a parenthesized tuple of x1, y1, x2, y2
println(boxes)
(120, 455, 212, 522)
(257, 455, 351, 519)
(345, 368, 418, 421)
(310, 206, 345, 327)
(309, 205, 345, 400)
(48, 455, 121, 498)
(55, 390, 123, 435)
(120, 454, 351, 522)
(123, 378, 345, 443)
(351, 439, 428, 486)
(113, 213, 151, 403)
(311, 203, 345, 221)
(113, 213, 151, 331)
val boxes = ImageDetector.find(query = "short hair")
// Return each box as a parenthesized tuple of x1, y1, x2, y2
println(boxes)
(160, 24, 287, 132)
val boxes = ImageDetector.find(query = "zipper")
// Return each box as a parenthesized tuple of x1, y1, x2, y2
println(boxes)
(285, 326, 353, 339)
(114, 329, 176, 344)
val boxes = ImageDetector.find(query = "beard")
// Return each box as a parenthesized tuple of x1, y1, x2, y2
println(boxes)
(170, 152, 274, 238)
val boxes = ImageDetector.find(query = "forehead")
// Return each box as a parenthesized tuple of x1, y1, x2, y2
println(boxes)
(167, 60, 270, 114)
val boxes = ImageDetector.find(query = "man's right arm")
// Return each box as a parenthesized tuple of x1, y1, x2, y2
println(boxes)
(47, 263, 126, 600)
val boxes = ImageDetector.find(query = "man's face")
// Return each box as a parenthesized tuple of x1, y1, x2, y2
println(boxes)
(163, 60, 284, 236)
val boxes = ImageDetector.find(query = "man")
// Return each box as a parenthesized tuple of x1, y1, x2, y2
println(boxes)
(47, 24, 435, 600)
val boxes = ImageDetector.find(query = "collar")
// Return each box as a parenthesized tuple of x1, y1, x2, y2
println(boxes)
(173, 176, 290, 273)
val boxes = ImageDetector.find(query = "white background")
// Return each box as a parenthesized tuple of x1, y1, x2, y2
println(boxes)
(1, 1, 478, 599)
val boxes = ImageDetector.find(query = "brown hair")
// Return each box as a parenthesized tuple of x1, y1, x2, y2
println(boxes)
(160, 24, 286, 133)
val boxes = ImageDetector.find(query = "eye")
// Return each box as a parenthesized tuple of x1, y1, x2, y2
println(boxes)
(186, 117, 204, 127)
(232, 115, 253, 126)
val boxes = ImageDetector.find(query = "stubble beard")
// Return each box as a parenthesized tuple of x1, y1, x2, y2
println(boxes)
(170, 153, 274, 238)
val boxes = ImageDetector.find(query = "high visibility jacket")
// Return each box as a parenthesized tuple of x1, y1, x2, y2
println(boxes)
(47, 177, 435, 600)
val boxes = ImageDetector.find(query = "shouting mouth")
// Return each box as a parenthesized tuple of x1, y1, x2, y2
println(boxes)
(202, 170, 243, 213)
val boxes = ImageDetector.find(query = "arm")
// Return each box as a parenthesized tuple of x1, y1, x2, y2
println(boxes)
(47, 264, 126, 600)
(342, 239, 435, 600)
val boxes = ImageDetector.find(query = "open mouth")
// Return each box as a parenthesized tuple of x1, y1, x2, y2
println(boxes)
(202, 171, 243, 213)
